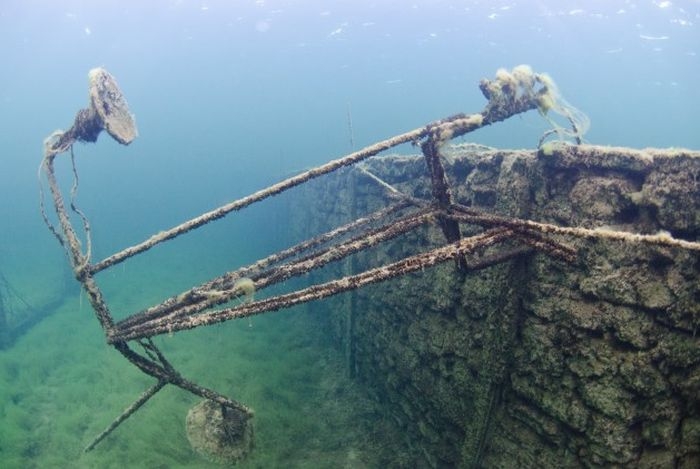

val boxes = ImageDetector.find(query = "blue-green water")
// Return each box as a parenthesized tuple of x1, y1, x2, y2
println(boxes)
(1, 1, 698, 467)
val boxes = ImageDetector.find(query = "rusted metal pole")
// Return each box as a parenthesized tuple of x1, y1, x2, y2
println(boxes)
(110, 229, 514, 342)
(115, 201, 414, 330)
(84, 380, 166, 452)
(89, 129, 430, 274)
(113, 208, 438, 337)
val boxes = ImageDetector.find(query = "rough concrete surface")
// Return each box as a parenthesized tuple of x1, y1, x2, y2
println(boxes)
(289, 143, 700, 468)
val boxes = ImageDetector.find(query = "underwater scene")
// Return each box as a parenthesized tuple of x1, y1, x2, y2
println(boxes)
(1, 1, 699, 468)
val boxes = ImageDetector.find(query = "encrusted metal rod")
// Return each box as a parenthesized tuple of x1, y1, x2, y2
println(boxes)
(111, 341, 252, 416)
(89, 129, 433, 274)
(84, 380, 166, 453)
(84, 340, 252, 451)
(422, 137, 455, 211)
(421, 132, 467, 271)
(89, 66, 559, 277)
(42, 155, 115, 332)
(42, 156, 86, 272)
(114, 208, 438, 337)
(415, 67, 555, 270)
(115, 201, 414, 330)
(420, 68, 550, 147)
(233, 200, 415, 279)
(355, 165, 429, 207)
(248, 208, 436, 289)
(42, 121, 253, 451)
(511, 231, 576, 263)
(444, 211, 576, 262)
(449, 205, 700, 252)
(109, 229, 513, 343)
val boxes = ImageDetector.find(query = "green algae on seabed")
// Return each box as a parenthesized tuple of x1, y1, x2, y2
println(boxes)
(0, 258, 406, 468)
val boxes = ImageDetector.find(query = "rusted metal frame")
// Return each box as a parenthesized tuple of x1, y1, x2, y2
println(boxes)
(42, 155, 115, 332)
(44, 150, 252, 451)
(421, 132, 467, 271)
(447, 211, 576, 262)
(418, 92, 540, 152)
(445, 206, 577, 262)
(115, 200, 414, 330)
(110, 229, 514, 342)
(40, 68, 571, 454)
(478, 80, 542, 126)
(248, 207, 436, 291)
(110, 340, 252, 415)
(68, 147, 93, 264)
(89, 128, 434, 275)
(353, 168, 576, 264)
(42, 155, 86, 272)
(82, 340, 252, 453)
(231, 200, 415, 279)
(416, 82, 546, 270)
(89, 99, 520, 277)
(511, 233, 577, 263)
(354, 165, 430, 207)
(452, 205, 700, 252)
(112, 207, 439, 340)
(84, 379, 167, 452)
(138, 338, 177, 373)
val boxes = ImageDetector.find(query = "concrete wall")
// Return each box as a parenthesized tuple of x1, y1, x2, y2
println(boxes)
(290, 144, 700, 468)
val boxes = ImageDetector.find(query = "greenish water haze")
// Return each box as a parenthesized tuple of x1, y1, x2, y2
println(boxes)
(1, 0, 698, 467)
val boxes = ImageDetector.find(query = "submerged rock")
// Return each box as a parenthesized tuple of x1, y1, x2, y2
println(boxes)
(186, 400, 254, 464)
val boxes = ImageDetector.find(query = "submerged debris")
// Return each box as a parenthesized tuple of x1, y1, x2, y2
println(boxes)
(37, 66, 699, 464)
(186, 400, 254, 464)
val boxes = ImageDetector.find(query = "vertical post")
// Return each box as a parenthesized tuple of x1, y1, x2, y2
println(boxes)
(0, 283, 8, 349)
(344, 171, 358, 378)
(421, 135, 468, 272)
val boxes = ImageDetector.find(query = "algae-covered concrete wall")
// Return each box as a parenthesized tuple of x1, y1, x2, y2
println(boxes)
(289, 144, 700, 468)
